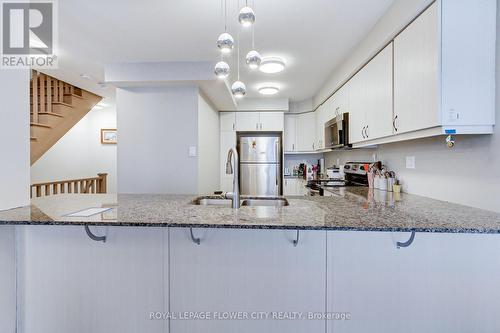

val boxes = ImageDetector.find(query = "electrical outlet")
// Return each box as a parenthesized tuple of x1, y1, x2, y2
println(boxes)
(189, 146, 197, 157)
(406, 156, 415, 169)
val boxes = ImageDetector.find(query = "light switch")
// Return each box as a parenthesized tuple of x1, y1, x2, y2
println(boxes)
(189, 146, 197, 157)
(406, 156, 415, 169)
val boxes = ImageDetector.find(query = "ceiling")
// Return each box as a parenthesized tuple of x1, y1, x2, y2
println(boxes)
(53, 0, 395, 105)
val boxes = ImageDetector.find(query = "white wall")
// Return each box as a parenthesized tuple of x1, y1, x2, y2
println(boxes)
(198, 93, 220, 194)
(0, 226, 16, 333)
(31, 106, 117, 193)
(319, 0, 500, 213)
(117, 86, 199, 194)
(0, 70, 30, 210)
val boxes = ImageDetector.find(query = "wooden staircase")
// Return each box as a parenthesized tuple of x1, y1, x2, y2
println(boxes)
(30, 70, 102, 165)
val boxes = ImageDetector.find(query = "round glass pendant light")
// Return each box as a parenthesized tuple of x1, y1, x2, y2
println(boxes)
(238, 6, 255, 27)
(259, 57, 286, 73)
(214, 61, 230, 79)
(245, 50, 262, 69)
(231, 81, 246, 98)
(217, 32, 234, 53)
(258, 86, 279, 95)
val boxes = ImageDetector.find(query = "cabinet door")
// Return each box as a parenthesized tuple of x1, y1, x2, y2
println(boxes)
(348, 69, 367, 144)
(284, 114, 297, 152)
(0, 226, 15, 333)
(220, 131, 236, 192)
(297, 112, 316, 151)
(333, 84, 349, 117)
(235, 112, 260, 131)
(393, 2, 439, 134)
(220, 112, 236, 132)
(284, 178, 300, 195)
(364, 43, 393, 140)
(260, 112, 284, 131)
(315, 104, 325, 149)
(17, 226, 167, 333)
(170, 228, 326, 333)
(328, 231, 500, 333)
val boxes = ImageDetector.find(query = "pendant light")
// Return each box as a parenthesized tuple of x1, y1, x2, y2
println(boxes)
(232, 32, 246, 98)
(217, 0, 234, 53)
(214, 60, 230, 78)
(239, 1, 255, 27)
(245, 23, 261, 69)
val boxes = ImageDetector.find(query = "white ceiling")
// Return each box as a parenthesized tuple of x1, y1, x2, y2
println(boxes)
(53, 0, 395, 104)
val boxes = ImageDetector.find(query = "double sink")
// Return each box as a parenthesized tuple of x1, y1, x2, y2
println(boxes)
(192, 196, 289, 208)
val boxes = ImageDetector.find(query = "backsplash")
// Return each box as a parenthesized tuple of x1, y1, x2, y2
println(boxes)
(284, 154, 324, 175)
(324, 133, 500, 213)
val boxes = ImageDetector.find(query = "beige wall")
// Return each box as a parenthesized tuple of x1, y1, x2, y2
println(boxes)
(319, 0, 500, 213)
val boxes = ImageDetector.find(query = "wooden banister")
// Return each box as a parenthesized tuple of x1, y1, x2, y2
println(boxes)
(30, 173, 108, 198)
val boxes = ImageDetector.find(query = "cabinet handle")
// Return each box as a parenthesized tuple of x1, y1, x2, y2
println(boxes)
(313, 143, 315, 150)
(362, 126, 366, 139)
(292, 143, 295, 151)
(393, 115, 398, 132)
(256, 123, 259, 130)
(232, 123, 235, 131)
(260, 123, 263, 130)
(84, 225, 106, 243)
(397, 231, 415, 249)
(365, 125, 369, 138)
(292, 230, 300, 247)
(190, 228, 201, 245)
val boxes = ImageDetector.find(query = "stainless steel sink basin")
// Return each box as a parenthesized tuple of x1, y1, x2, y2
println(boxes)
(192, 198, 232, 207)
(241, 198, 289, 207)
(192, 196, 289, 207)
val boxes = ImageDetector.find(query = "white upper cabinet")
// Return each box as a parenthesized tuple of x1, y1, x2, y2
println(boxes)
(235, 112, 284, 132)
(220, 112, 236, 132)
(393, 3, 439, 134)
(349, 43, 393, 144)
(365, 43, 394, 140)
(260, 112, 284, 131)
(235, 112, 261, 131)
(284, 114, 297, 152)
(296, 112, 316, 151)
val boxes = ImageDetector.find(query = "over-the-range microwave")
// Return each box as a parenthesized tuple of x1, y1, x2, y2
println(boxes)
(324, 113, 351, 149)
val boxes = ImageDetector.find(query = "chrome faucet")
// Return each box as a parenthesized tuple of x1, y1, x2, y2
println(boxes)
(225, 148, 240, 209)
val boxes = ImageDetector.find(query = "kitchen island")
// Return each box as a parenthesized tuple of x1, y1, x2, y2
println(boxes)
(1, 189, 500, 333)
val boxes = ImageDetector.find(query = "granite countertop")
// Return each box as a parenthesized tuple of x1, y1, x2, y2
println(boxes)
(1, 187, 500, 233)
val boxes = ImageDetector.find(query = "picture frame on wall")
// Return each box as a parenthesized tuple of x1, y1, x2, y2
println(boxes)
(101, 129, 117, 144)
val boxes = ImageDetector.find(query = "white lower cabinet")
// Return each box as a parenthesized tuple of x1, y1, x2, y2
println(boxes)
(17, 226, 168, 333)
(284, 178, 307, 196)
(327, 231, 500, 333)
(0, 226, 16, 333)
(169, 228, 326, 333)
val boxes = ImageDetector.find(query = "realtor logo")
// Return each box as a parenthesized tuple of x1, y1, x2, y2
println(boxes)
(1, 0, 57, 68)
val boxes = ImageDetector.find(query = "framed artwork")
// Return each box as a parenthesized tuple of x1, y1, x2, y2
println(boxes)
(101, 129, 117, 144)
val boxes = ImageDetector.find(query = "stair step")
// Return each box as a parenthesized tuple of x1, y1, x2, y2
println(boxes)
(30, 122, 52, 129)
(52, 101, 74, 108)
(64, 93, 84, 99)
(31, 112, 64, 118)
(30, 137, 37, 142)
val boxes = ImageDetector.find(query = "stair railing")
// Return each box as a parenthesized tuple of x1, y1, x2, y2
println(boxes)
(30, 173, 108, 198)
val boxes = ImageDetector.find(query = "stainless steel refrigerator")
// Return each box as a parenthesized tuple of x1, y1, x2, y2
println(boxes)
(238, 134, 281, 196)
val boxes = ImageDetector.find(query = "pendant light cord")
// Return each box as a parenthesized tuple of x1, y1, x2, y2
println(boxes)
(237, 31, 240, 80)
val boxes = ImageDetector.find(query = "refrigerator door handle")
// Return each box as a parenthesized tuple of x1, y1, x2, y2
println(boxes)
(275, 140, 279, 187)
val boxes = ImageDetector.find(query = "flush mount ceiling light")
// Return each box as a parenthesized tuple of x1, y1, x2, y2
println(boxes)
(217, 32, 234, 54)
(239, 6, 255, 27)
(258, 86, 279, 95)
(259, 57, 286, 74)
(231, 80, 247, 98)
(246, 50, 262, 69)
(80, 73, 93, 80)
(214, 61, 230, 79)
